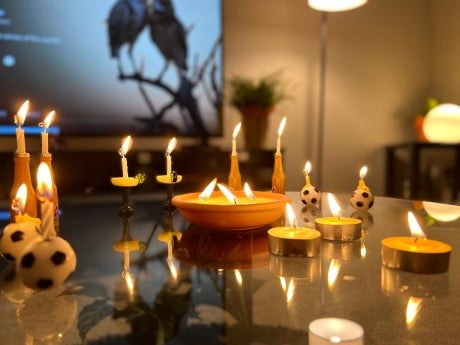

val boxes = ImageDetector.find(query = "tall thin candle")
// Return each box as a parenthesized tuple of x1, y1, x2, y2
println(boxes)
(276, 117, 286, 155)
(15, 100, 29, 155)
(166, 137, 177, 176)
(41, 110, 55, 157)
(119, 135, 132, 178)
(231, 122, 241, 156)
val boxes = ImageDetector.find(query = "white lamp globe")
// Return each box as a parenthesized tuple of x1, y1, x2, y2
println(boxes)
(423, 103, 460, 143)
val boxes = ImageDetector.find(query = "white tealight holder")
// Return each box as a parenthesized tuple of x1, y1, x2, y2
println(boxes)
(309, 318, 364, 345)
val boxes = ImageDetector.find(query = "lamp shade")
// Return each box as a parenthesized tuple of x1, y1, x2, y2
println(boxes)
(423, 103, 460, 143)
(308, 0, 367, 12)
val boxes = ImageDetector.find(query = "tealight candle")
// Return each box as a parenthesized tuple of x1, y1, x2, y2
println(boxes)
(40, 111, 55, 157)
(15, 100, 29, 155)
(381, 211, 451, 274)
(315, 194, 362, 241)
(309, 318, 364, 345)
(268, 203, 321, 257)
(300, 160, 321, 206)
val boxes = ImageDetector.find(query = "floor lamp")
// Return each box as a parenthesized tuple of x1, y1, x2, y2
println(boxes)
(307, 0, 367, 189)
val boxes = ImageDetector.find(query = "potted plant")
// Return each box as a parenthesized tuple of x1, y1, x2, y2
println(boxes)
(228, 71, 288, 149)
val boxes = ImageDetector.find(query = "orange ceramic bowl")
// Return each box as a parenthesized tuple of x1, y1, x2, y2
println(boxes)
(172, 191, 290, 230)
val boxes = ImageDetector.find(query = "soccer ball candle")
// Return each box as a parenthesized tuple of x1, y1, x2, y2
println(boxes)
(16, 163, 76, 290)
(300, 161, 321, 206)
(350, 166, 374, 211)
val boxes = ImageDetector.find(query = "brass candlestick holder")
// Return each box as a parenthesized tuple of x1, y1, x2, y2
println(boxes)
(156, 171, 182, 213)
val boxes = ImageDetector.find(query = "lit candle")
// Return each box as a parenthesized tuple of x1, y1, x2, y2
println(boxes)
(36, 162, 55, 239)
(165, 137, 177, 176)
(199, 178, 217, 201)
(309, 318, 364, 345)
(231, 122, 241, 156)
(350, 165, 374, 211)
(315, 193, 362, 241)
(15, 100, 29, 155)
(244, 182, 256, 200)
(217, 183, 238, 205)
(11, 183, 40, 225)
(276, 116, 286, 155)
(300, 160, 321, 207)
(40, 110, 55, 157)
(268, 203, 321, 257)
(119, 135, 132, 178)
(381, 211, 452, 274)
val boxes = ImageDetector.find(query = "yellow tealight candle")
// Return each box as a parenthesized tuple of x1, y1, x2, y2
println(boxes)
(268, 203, 321, 257)
(315, 194, 362, 241)
(381, 211, 451, 274)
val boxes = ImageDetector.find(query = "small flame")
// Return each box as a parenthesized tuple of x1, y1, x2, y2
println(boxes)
(120, 135, 132, 157)
(167, 258, 178, 280)
(232, 122, 242, 139)
(123, 270, 135, 298)
(15, 100, 29, 127)
(199, 178, 217, 200)
(408, 211, 426, 239)
(217, 183, 238, 204)
(360, 240, 367, 258)
(327, 193, 343, 218)
(12, 183, 27, 214)
(359, 166, 368, 180)
(234, 269, 243, 286)
(43, 111, 55, 130)
(36, 162, 53, 200)
(327, 259, 343, 288)
(243, 182, 256, 200)
(277, 116, 287, 137)
(304, 161, 312, 176)
(166, 137, 177, 155)
(406, 296, 423, 329)
(285, 203, 297, 228)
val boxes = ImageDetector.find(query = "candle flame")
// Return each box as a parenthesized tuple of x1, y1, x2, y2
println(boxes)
(15, 100, 29, 127)
(285, 203, 297, 228)
(12, 183, 27, 214)
(277, 116, 287, 137)
(42, 110, 55, 131)
(243, 182, 256, 200)
(359, 166, 368, 180)
(234, 269, 243, 286)
(360, 240, 367, 257)
(166, 137, 177, 155)
(327, 193, 343, 218)
(232, 122, 242, 139)
(199, 178, 217, 200)
(120, 135, 132, 157)
(36, 162, 53, 200)
(217, 183, 238, 204)
(408, 211, 426, 239)
(406, 296, 423, 329)
(327, 259, 343, 288)
(303, 161, 312, 176)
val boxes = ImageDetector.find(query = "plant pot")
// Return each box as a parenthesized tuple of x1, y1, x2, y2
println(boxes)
(238, 106, 273, 150)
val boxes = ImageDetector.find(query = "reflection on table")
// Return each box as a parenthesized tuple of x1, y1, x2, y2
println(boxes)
(0, 192, 459, 344)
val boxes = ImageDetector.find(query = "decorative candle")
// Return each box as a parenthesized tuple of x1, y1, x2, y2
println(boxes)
(231, 122, 241, 156)
(119, 135, 132, 178)
(217, 183, 238, 205)
(40, 111, 55, 157)
(268, 203, 321, 257)
(199, 178, 217, 201)
(276, 116, 286, 155)
(272, 148, 285, 194)
(381, 211, 451, 274)
(14, 100, 29, 155)
(11, 183, 40, 225)
(315, 193, 362, 241)
(300, 160, 321, 206)
(36, 162, 55, 239)
(165, 137, 177, 176)
(309, 318, 364, 345)
(350, 165, 374, 211)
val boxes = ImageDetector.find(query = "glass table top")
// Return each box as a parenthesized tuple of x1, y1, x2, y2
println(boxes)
(0, 191, 459, 345)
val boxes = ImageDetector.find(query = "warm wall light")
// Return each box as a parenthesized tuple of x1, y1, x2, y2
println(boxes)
(308, 0, 367, 12)
(423, 103, 460, 143)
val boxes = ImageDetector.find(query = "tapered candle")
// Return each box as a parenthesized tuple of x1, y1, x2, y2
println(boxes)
(36, 162, 55, 239)
(119, 135, 132, 178)
(40, 111, 55, 157)
(231, 122, 241, 156)
(276, 117, 286, 155)
(166, 137, 177, 176)
(15, 100, 29, 155)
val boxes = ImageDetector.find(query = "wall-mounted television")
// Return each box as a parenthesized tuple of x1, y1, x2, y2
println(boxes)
(0, 0, 223, 139)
